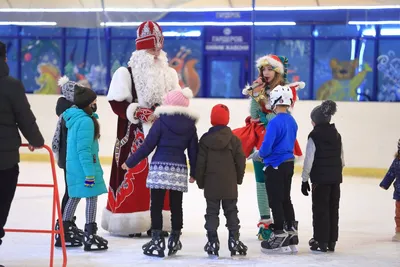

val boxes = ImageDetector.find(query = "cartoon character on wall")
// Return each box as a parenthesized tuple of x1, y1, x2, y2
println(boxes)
(317, 58, 372, 101)
(169, 46, 201, 96)
(34, 63, 61, 94)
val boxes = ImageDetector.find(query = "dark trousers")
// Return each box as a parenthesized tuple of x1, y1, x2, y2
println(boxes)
(0, 164, 19, 242)
(265, 161, 295, 230)
(312, 183, 340, 243)
(61, 169, 69, 215)
(151, 189, 183, 231)
(204, 199, 240, 232)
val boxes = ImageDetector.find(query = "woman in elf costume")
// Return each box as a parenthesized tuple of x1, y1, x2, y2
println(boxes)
(233, 54, 304, 240)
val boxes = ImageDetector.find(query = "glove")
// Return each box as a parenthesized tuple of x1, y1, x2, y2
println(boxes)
(301, 181, 310, 196)
(248, 150, 262, 162)
(85, 176, 95, 187)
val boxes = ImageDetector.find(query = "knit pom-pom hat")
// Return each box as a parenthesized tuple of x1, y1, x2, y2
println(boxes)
(163, 88, 193, 107)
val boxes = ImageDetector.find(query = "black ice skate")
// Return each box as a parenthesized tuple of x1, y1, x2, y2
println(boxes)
(142, 230, 166, 258)
(167, 230, 182, 256)
(284, 221, 299, 253)
(55, 216, 84, 247)
(83, 223, 108, 251)
(261, 227, 291, 254)
(309, 238, 328, 252)
(60, 221, 83, 247)
(328, 241, 336, 252)
(204, 231, 220, 258)
(228, 230, 248, 257)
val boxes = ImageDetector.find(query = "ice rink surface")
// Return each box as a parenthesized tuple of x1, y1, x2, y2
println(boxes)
(0, 162, 399, 267)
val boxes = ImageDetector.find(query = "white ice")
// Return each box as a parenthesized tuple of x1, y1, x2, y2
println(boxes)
(0, 162, 399, 267)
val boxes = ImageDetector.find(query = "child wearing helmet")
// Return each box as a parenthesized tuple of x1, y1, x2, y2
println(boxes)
(251, 85, 299, 254)
(234, 54, 303, 242)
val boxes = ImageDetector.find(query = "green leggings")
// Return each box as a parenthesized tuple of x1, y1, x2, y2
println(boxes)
(253, 160, 270, 220)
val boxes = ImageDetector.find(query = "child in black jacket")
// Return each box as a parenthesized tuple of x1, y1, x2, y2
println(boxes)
(301, 100, 344, 253)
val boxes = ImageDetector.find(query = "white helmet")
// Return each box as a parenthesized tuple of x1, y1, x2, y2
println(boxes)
(269, 85, 293, 110)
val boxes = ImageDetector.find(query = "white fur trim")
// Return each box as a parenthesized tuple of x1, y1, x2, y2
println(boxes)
(58, 76, 70, 87)
(142, 122, 155, 161)
(154, 105, 199, 122)
(181, 87, 193, 99)
(287, 81, 305, 90)
(107, 67, 133, 102)
(101, 208, 151, 235)
(242, 84, 251, 95)
(256, 55, 284, 74)
(126, 103, 140, 124)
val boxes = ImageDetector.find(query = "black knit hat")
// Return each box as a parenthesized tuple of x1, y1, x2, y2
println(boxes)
(311, 100, 337, 125)
(0, 41, 6, 58)
(73, 85, 97, 109)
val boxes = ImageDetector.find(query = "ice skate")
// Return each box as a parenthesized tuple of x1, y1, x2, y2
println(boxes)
(309, 238, 328, 252)
(284, 221, 299, 253)
(142, 230, 166, 258)
(83, 223, 108, 251)
(328, 241, 336, 252)
(204, 231, 220, 258)
(167, 230, 182, 256)
(261, 227, 291, 254)
(257, 219, 273, 241)
(392, 232, 400, 242)
(55, 216, 84, 247)
(60, 221, 83, 247)
(228, 230, 248, 257)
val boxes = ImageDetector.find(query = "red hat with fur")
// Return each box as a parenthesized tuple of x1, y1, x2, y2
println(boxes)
(136, 21, 164, 51)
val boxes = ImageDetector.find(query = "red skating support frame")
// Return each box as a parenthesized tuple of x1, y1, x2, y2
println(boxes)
(4, 144, 67, 267)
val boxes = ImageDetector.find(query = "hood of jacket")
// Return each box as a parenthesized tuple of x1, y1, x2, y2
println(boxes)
(201, 126, 233, 150)
(154, 105, 199, 135)
(63, 107, 99, 129)
(0, 60, 9, 78)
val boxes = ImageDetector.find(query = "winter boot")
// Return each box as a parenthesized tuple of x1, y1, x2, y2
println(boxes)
(284, 221, 299, 253)
(257, 219, 273, 241)
(204, 231, 220, 257)
(167, 230, 182, 256)
(83, 223, 108, 251)
(61, 221, 83, 247)
(261, 225, 291, 254)
(228, 230, 248, 256)
(309, 238, 328, 252)
(142, 230, 166, 258)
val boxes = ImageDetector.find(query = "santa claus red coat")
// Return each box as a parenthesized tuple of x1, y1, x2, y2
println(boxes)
(101, 21, 183, 236)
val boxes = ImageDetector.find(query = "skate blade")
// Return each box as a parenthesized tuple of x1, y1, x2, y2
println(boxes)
(207, 254, 219, 260)
(84, 245, 108, 252)
(261, 246, 292, 254)
(143, 250, 165, 258)
(289, 245, 298, 254)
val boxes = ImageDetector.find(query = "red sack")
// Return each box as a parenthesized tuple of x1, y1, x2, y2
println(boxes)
(294, 139, 302, 156)
(233, 116, 266, 157)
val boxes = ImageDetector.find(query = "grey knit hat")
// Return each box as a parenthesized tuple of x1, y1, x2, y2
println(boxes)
(311, 100, 337, 125)
(58, 76, 76, 102)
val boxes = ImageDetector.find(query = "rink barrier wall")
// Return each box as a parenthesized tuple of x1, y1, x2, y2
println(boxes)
(20, 95, 397, 178)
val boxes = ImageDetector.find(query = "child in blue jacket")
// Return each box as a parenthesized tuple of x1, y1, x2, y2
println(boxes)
(62, 84, 108, 252)
(122, 88, 198, 258)
(380, 139, 400, 242)
(250, 85, 298, 254)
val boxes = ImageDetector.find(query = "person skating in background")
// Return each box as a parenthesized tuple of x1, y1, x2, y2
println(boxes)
(379, 139, 400, 242)
(0, 41, 44, 248)
(122, 88, 198, 258)
(52, 76, 84, 246)
(61, 84, 108, 251)
(250, 85, 299, 254)
(301, 100, 343, 252)
(195, 104, 247, 258)
(234, 54, 304, 241)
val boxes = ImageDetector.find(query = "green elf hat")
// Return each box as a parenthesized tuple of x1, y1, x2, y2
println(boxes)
(256, 54, 289, 81)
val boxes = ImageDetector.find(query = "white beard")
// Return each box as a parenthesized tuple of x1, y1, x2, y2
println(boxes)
(128, 50, 174, 108)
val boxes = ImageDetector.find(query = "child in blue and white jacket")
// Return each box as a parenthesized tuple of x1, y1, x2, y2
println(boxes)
(380, 139, 400, 242)
(250, 85, 299, 254)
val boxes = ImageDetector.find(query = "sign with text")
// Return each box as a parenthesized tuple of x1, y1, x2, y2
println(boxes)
(204, 26, 250, 54)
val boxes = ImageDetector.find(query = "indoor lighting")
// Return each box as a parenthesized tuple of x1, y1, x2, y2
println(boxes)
(163, 30, 202, 37)
(0, 8, 103, 12)
(0, 21, 57, 26)
(349, 20, 400, 25)
(256, 5, 400, 11)
(101, 21, 296, 27)
(104, 7, 253, 12)
(254, 21, 296, 26)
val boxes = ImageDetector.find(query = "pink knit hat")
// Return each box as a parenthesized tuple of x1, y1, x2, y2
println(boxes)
(163, 88, 193, 107)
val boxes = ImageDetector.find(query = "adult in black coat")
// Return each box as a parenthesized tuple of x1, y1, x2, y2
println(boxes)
(0, 41, 44, 247)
